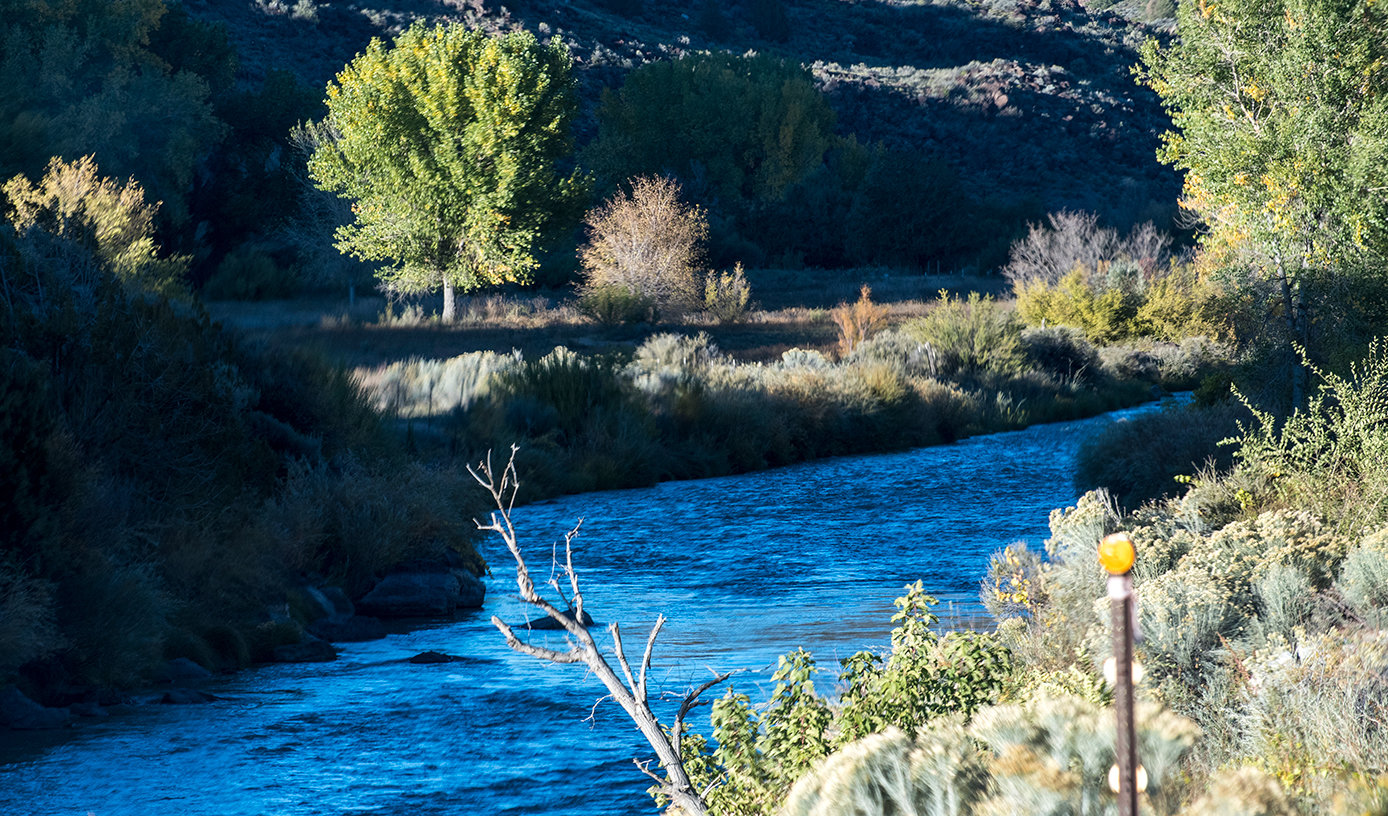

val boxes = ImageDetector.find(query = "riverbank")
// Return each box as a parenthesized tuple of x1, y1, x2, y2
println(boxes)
(330, 287, 1232, 502)
(366, 329, 1219, 503)
(0, 403, 1166, 814)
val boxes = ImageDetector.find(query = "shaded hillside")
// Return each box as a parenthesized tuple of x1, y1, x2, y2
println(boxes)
(188, 0, 1179, 240)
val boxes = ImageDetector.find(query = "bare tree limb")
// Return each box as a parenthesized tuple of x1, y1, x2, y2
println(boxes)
(611, 622, 641, 696)
(492, 617, 584, 664)
(638, 615, 665, 703)
(469, 447, 723, 816)
(673, 671, 735, 760)
(633, 758, 664, 786)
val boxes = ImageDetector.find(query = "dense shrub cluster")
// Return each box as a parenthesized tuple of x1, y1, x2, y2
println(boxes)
(0, 166, 483, 697)
(359, 314, 1172, 500)
(663, 584, 1016, 816)
(978, 343, 1388, 812)
(1004, 210, 1248, 346)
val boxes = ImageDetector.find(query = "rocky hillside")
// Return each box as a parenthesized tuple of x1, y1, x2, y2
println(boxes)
(189, 0, 1180, 239)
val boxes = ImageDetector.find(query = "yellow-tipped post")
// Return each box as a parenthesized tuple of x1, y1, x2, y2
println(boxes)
(1101, 531, 1138, 816)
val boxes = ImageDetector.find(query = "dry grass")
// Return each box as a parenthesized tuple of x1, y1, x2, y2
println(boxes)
(204, 269, 992, 367)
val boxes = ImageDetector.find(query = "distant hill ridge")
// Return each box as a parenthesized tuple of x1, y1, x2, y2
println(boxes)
(187, 0, 1179, 232)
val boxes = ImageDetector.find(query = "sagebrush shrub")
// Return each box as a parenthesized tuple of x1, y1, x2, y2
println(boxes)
(1334, 531, 1388, 625)
(1020, 325, 1099, 383)
(788, 691, 1197, 816)
(577, 283, 653, 325)
(847, 329, 938, 378)
(704, 263, 753, 323)
(355, 351, 513, 418)
(905, 292, 1022, 377)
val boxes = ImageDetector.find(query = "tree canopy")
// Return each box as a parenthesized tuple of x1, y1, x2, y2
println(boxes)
(589, 52, 836, 206)
(1139, 0, 1388, 267)
(308, 22, 587, 320)
(0, 0, 229, 226)
(1139, 0, 1388, 398)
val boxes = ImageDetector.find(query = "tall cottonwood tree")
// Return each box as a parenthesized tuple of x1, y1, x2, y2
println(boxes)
(1138, 0, 1388, 401)
(309, 23, 586, 321)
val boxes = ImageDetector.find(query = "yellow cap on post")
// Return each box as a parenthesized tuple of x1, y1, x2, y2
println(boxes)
(1099, 532, 1136, 575)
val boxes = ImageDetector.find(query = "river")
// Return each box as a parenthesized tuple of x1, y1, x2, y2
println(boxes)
(0, 400, 1174, 816)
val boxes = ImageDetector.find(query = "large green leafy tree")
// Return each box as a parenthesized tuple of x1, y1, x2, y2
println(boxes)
(308, 22, 587, 321)
(1138, 0, 1388, 400)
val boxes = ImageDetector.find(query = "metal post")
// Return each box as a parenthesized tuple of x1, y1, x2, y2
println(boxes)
(1110, 572, 1137, 816)
(1100, 532, 1138, 816)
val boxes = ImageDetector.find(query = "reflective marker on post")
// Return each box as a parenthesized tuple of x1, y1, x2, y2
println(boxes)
(1100, 531, 1139, 816)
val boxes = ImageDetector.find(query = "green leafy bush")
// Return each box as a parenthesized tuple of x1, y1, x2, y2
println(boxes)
(905, 292, 1023, 378)
(837, 582, 1013, 744)
(588, 52, 835, 206)
(677, 584, 1015, 816)
(1015, 268, 1142, 344)
(1234, 339, 1388, 533)
(201, 243, 299, 301)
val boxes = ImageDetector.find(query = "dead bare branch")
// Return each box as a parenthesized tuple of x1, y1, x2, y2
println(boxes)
(611, 622, 641, 696)
(492, 617, 585, 664)
(673, 671, 735, 760)
(638, 615, 665, 703)
(470, 447, 725, 816)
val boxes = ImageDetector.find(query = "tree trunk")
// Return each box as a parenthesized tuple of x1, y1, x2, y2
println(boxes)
(442, 272, 456, 323)
(1276, 257, 1307, 408)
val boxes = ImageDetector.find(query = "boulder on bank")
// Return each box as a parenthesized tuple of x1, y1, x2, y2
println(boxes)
(356, 569, 486, 618)
(0, 687, 71, 730)
(455, 570, 485, 609)
(308, 614, 386, 643)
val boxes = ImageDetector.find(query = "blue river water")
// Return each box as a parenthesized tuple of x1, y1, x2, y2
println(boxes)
(0, 400, 1174, 816)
